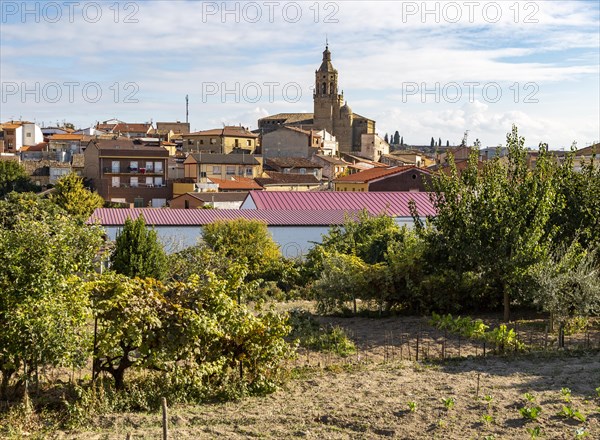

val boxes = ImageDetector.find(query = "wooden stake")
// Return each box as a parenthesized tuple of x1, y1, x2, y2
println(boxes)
(162, 397, 168, 440)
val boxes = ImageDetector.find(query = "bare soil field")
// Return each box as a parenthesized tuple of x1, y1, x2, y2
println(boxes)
(51, 308, 600, 440)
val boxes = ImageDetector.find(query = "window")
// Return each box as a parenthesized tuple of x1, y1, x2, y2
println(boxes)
(234, 139, 239, 148)
(134, 197, 144, 208)
(129, 161, 138, 171)
(226, 166, 235, 175)
(245, 167, 253, 176)
(26, 132, 31, 137)
(184, 200, 190, 209)
(247, 139, 252, 147)
(154, 161, 163, 173)
(145, 161, 154, 172)
(146, 176, 153, 186)
(112, 176, 120, 187)
(299, 168, 306, 174)
(130, 177, 138, 187)
(112, 160, 120, 173)
(154, 177, 163, 186)
(284, 168, 291, 174)
(200, 139, 204, 145)
(210, 138, 216, 144)
(212, 166, 221, 174)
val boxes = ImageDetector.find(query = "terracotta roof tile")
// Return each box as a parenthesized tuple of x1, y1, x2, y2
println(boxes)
(49, 134, 84, 141)
(209, 176, 262, 190)
(256, 172, 321, 186)
(187, 126, 258, 138)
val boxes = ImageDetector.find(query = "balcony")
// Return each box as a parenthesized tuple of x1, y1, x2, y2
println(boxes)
(103, 167, 163, 175)
(114, 183, 168, 189)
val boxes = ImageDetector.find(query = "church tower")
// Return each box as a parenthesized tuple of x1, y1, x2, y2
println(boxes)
(313, 45, 344, 135)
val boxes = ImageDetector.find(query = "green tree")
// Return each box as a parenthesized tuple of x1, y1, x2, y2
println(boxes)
(0, 160, 38, 197)
(110, 214, 167, 281)
(202, 218, 281, 281)
(318, 211, 401, 265)
(530, 244, 600, 347)
(0, 194, 104, 399)
(386, 228, 427, 312)
(50, 172, 104, 219)
(384, 133, 389, 144)
(550, 151, 600, 249)
(431, 137, 435, 148)
(439, 137, 442, 148)
(394, 131, 400, 145)
(91, 270, 293, 392)
(400, 136, 404, 147)
(446, 140, 450, 147)
(313, 252, 370, 314)
(415, 126, 560, 321)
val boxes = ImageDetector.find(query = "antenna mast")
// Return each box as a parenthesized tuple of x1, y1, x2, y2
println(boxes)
(185, 95, 189, 124)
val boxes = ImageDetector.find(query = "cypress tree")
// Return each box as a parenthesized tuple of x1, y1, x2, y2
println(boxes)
(111, 214, 167, 280)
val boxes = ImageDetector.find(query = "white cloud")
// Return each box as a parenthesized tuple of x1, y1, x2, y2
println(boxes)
(0, 0, 597, 147)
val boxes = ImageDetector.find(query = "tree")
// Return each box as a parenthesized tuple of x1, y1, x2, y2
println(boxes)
(550, 151, 600, 249)
(50, 172, 104, 219)
(439, 137, 442, 148)
(110, 214, 167, 281)
(530, 244, 600, 347)
(384, 133, 389, 144)
(202, 218, 281, 281)
(0, 194, 104, 399)
(0, 160, 38, 197)
(91, 270, 293, 392)
(415, 126, 560, 321)
(318, 211, 401, 265)
(394, 131, 400, 145)
(313, 252, 370, 314)
(431, 137, 435, 148)
(400, 136, 404, 147)
(446, 140, 450, 147)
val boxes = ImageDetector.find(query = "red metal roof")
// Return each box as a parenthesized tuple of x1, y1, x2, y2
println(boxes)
(242, 191, 435, 217)
(88, 208, 363, 227)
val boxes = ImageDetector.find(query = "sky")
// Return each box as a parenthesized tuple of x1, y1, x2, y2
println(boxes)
(1, 0, 599, 149)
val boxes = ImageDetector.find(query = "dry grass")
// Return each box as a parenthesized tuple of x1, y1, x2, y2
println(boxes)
(45, 307, 600, 440)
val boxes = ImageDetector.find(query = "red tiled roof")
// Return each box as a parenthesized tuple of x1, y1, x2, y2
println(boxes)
(113, 123, 152, 133)
(21, 142, 48, 151)
(187, 126, 258, 138)
(49, 134, 84, 141)
(334, 166, 423, 183)
(256, 172, 321, 186)
(88, 208, 362, 227)
(243, 191, 436, 217)
(210, 176, 262, 190)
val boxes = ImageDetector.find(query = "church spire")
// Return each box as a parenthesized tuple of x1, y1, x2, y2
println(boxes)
(319, 43, 334, 72)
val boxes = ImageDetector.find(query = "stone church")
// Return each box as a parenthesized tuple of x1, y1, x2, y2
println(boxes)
(258, 45, 376, 153)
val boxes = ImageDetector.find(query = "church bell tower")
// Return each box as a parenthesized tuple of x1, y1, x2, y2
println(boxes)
(313, 44, 343, 135)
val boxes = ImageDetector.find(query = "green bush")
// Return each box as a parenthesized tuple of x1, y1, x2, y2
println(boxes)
(288, 310, 356, 357)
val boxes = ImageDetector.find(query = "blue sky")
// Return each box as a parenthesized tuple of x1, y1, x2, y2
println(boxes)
(1, 0, 599, 148)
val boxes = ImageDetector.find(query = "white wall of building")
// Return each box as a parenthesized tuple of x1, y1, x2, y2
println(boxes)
(102, 224, 331, 257)
(22, 123, 44, 147)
